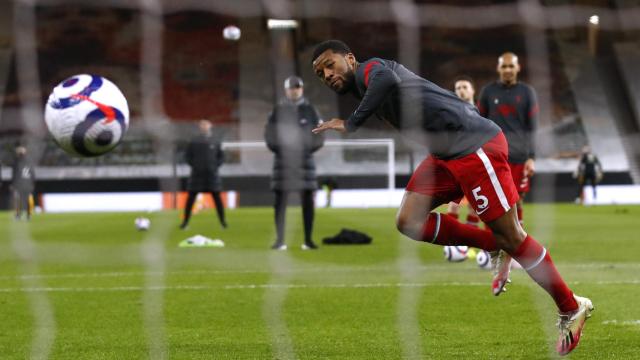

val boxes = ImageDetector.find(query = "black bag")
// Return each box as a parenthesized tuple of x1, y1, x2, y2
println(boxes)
(322, 228, 372, 245)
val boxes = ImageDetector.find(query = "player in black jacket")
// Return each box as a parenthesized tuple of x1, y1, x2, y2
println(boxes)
(11, 146, 35, 220)
(574, 145, 603, 204)
(311, 40, 591, 355)
(180, 119, 226, 230)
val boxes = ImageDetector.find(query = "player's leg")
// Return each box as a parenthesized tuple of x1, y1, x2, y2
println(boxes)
(486, 210, 592, 355)
(180, 191, 198, 229)
(578, 177, 585, 205)
(588, 176, 597, 199)
(272, 190, 288, 249)
(397, 156, 498, 251)
(446, 201, 460, 220)
(398, 192, 497, 250)
(515, 197, 524, 225)
(455, 133, 592, 355)
(486, 210, 580, 311)
(301, 190, 317, 249)
(465, 203, 480, 227)
(24, 192, 32, 220)
(13, 190, 21, 220)
(211, 191, 227, 228)
(509, 163, 529, 226)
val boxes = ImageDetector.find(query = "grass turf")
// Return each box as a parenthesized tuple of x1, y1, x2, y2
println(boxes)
(1, 204, 639, 359)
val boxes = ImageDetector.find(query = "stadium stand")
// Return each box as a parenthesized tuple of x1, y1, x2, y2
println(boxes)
(1, 4, 638, 207)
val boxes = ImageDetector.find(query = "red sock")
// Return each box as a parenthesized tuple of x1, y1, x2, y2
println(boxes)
(510, 235, 578, 313)
(466, 214, 480, 227)
(421, 213, 497, 251)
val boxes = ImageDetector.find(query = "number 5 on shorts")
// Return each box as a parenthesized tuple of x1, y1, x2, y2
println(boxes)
(472, 186, 489, 211)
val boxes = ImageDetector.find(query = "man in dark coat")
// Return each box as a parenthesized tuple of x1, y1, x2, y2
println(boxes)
(265, 76, 325, 250)
(574, 145, 603, 204)
(11, 145, 35, 220)
(180, 119, 226, 230)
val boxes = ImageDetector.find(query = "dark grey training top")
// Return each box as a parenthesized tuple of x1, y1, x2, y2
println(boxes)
(478, 81, 538, 164)
(345, 57, 500, 160)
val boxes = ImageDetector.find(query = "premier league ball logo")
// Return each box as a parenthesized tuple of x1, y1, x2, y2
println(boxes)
(44, 74, 129, 157)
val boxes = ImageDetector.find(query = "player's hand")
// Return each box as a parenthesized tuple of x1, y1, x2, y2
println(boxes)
(312, 118, 346, 134)
(524, 158, 535, 177)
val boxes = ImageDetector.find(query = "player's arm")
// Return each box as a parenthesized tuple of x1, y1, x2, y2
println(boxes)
(524, 86, 539, 177)
(595, 156, 603, 182)
(264, 110, 280, 153)
(477, 86, 489, 118)
(216, 140, 225, 167)
(309, 105, 325, 152)
(313, 64, 399, 134)
(344, 62, 400, 132)
(184, 140, 194, 167)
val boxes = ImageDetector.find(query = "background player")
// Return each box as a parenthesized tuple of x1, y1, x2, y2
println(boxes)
(180, 119, 227, 230)
(11, 145, 35, 221)
(478, 52, 537, 225)
(311, 40, 592, 356)
(478, 52, 539, 290)
(574, 145, 603, 205)
(447, 76, 481, 228)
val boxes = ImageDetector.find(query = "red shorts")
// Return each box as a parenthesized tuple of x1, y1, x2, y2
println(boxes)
(406, 132, 519, 223)
(509, 163, 530, 194)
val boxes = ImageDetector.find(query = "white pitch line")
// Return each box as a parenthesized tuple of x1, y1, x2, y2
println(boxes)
(2, 262, 639, 281)
(0, 279, 638, 293)
(601, 320, 640, 326)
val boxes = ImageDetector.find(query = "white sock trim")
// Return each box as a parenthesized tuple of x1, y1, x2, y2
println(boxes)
(524, 247, 547, 271)
(431, 213, 441, 243)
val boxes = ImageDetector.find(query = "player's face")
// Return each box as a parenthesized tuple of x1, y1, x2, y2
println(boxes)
(313, 50, 356, 94)
(498, 55, 520, 85)
(454, 80, 475, 103)
(199, 120, 212, 133)
(285, 87, 303, 101)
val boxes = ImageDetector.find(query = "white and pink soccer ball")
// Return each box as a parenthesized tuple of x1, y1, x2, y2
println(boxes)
(45, 74, 129, 157)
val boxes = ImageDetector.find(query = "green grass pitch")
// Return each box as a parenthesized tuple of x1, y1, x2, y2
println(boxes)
(1, 204, 639, 359)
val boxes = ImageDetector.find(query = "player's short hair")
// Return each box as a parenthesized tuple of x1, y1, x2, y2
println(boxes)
(453, 75, 475, 89)
(312, 40, 352, 63)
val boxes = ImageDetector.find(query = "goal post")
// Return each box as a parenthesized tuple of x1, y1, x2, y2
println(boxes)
(221, 138, 396, 192)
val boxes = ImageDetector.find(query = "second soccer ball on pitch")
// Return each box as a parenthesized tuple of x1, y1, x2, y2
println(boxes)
(44, 74, 129, 157)
(443, 246, 469, 262)
(476, 250, 492, 270)
(135, 217, 151, 231)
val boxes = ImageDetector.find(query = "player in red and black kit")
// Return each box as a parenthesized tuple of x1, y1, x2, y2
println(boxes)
(478, 52, 537, 224)
(311, 40, 592, 356)
(478, 52, 538, 294)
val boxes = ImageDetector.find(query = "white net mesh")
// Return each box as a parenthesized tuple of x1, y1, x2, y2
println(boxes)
(2, 0, 640, 357)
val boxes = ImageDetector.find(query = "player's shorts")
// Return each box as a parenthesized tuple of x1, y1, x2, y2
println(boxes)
(406, 132, 519, 223)
(509, 162, 530, 194)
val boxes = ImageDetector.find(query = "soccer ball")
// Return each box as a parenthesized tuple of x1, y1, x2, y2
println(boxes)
(443, 246, 469, 262)
(223, 25, 241, 41)
(476, 250, 492, 270)
(135, 217, 151, 231)
(45, 74, 129, 157)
